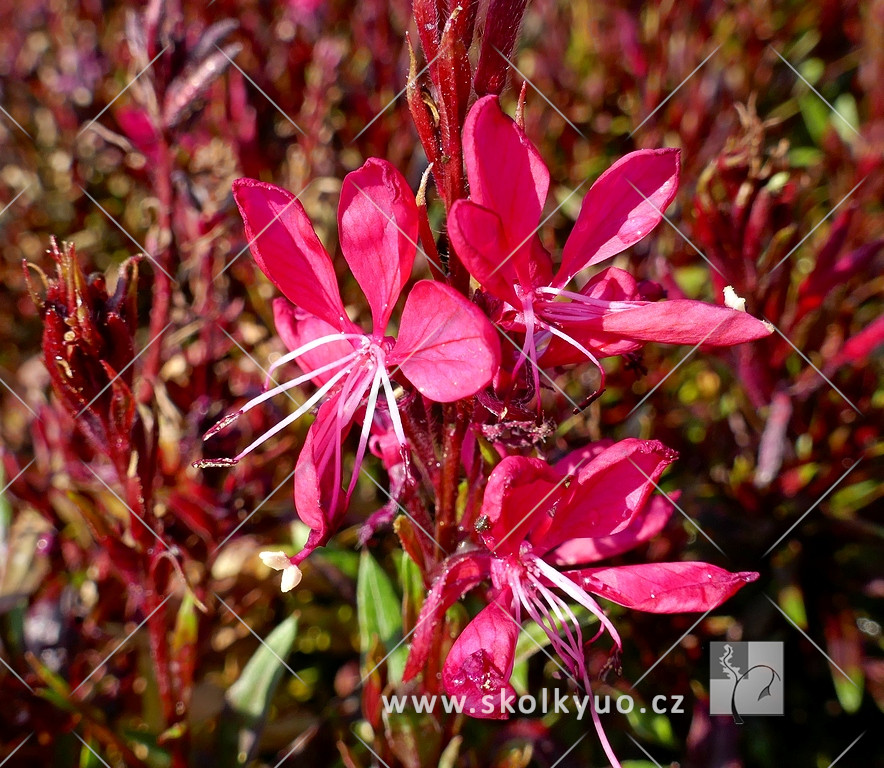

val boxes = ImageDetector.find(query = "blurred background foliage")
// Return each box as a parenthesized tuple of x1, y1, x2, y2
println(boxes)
(0, 0, 881, 766)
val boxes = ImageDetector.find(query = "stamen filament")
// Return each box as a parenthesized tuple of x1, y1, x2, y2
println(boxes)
(584, 666, 622, 768)
(346, 364, 384, 498)
(519, 294, 542, 405)
(529, 556, 622, 650)
(233, 365, 351, 461)
(265, 332, 364, 381)
(380, 368, 407, 448)
(535, 319, 606, 393)
(513, 576, 583, 668)
(213, 352, 358, 439)
(326, 365, 376, 513)
(536, 285, 642, 312)
(533, 575, 586, 664)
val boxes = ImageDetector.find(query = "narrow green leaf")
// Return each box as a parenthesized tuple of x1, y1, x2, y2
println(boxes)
(171, 591, 197, 655)
(383, 709, 443, 768)
(833, 670, 864, 714)
(779, 585, 808, 629)
(357, 550, 405, 684)
(78, 736, 105, 768)
(223, 613, 298, 765)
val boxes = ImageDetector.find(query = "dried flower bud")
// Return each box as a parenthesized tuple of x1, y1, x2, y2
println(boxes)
(25, 238, 141, 457)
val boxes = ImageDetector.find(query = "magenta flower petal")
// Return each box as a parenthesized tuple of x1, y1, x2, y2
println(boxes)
(533, 439, 677, 554)
(599, 299, 772, 345)
(552, 439, 615, 474)
(556, 148, 680, 284)
(539, 295, 772, 367)
(463, 95, 552, 291)
(478, 456, 568, 557)
(272, 299, 357, 386)
(292, 391, 361, 562)
(447, 200, 520, 306)
(572, 562, 758, 613)
(338, 158, 418, 332)
(389, 280, 501, 402)
(232, 178, 349, 330)
(547, 494, 675, 566)
(441, 597, 519, 718)
(403, 551, 493, 682)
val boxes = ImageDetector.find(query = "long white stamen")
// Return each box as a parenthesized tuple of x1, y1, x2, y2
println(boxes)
(265, 332, 364, 380)
(242, 353, 357, 416)
(584, 664, 622, 768)
(530, 556, 622, 650)
(539, 322, 602, 367)
(324, 365, 375, 514)
(513, 576, 583, 668)
(233, 365, 351, 461)
(346, 364, 384, 498)
(519, 295, 542, 404)
(536, 319, 607, 393)
(516, 564, 621, 768)
(380, 368, 407, 448)
(311, 365, 372, 477)
(536, 286, 642, 312)
(534, 576, 586, 661)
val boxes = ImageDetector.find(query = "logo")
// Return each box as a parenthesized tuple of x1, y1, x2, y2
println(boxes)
(709, 641, 783, 722)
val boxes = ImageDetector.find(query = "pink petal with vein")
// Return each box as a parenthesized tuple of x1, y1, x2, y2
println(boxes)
(448, 200, 520, 305)
(556, 148, 680, 284)
(463, 95, 552, 290)
(403, 551, 493, 682)
(390, 281, 500, 402)
(442, 597, 519, 718)
(273, 299, 356, 385)
(599, 300, 772, 345)
(479, 456, 568, 557)
(547, 494, 675, 566)
(572, 562, 758, 613)
(232, 178, 348, 329)
(534, 439, 677, 553)
(338, 158, 418, 332)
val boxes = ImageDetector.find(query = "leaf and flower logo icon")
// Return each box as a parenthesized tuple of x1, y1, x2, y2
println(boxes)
(710, 642, 784, 721)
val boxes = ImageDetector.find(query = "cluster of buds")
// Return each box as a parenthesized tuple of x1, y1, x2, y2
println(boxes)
(689, 103, 881, 487)
(407, 0, 531, 293)
(24, 238, 141, 462)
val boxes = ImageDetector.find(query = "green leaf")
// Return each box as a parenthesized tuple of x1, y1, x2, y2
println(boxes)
(617, 692, 677, 748)
(799, 93, 829, 145)
(317, 547, 361, 579)
(833, 670, 864, 714)
(398, 551, 425, 634)
(78, 736, 106, 768)
(222, 613, 298, 765)
(788, 146, 824, 168)
(171, 592, 197, 655)
(778, 585, 808, 629)
(357, 551, 405, 684)
(832, 94, 860, 143)
(438, 735, 463, 768)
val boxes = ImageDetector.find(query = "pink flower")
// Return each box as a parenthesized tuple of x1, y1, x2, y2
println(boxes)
(204, 159, 500, 576)
(403, 439, 757, 767)
(448, 96, 771, 395)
